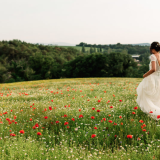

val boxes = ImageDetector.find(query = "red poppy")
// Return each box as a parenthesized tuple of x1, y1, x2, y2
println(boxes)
(19, 130, 25, 134)
(6, 118, 10, 122)
(119, 116, 122, 118)
(110, 106, 113, 108)
(119, 100, 122, 102)
(91, 134, 96, 138)
(102, 118, 106, 121)
(132, 112, 136, 114)
(142, 129, 146, 132)
(108, 114, 111, 117)
(35, 123, 39, 127)
(139, 120, 144, 123)
(97, 110, 100, 112)
(44, 116, 48, 119)
(94, 127, 98, 129)
(113, 122, 117, 125)
(64, 114, 67, 117)
(92, 108, 95, 110)
(64, 122, 69, 125)
(79, 115, 83, 118)
(127, 135, 132, 138)
(67, 126, 70, 128)
(49, 106, 52, 110)
(10, 133, 16, 136)
(30, 118, 32, 121)
(149, 111, 153, 113)
(157, 115, 160, 119)
(91, 116, 95, 119)
(134, 106, 138, 110)
(37, 132, 42, 135)
(71, 118, 75, 121)
(108, 120, 113, 123)
(79, 109, 81, 112)
(115, 135, 117, 138)
(98, 100, 101, 102)
(56, 121, 59, 123)
(121, 122, 123, 125)
(32, 126, 36, 129)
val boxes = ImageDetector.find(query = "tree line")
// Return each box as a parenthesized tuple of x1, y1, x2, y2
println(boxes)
(77, 42, 150, 55)
(0, 39, 150, 83)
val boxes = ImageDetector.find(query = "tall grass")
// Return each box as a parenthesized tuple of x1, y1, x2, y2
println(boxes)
(0, 78, 160, 159)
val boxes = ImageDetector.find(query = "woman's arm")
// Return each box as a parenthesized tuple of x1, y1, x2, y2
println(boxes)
(143, 61, 156, 78)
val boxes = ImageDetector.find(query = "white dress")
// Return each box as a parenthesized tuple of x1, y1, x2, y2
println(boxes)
(136, 53, 160, 120)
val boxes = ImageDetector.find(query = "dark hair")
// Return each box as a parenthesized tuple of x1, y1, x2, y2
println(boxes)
(150, 41, 160, 54)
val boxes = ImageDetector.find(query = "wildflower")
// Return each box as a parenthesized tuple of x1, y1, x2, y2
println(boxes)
(108, 120, 112, 123)
(49, 106, 52, 110)
(79, 115, 83, 118)
(98, 100, 101, 102)
(139, 120, 144, 123)
(30, 118, 32, 121)
(121, 122, 123, 125)
(119, 116, 122, 118)
(102, 118, 106, 121)
(79, 109, 81, 112)
(119, 100, 122, 102)
(37, 132, 42, 135)
(56, 121, 59, 124)
(64, 114, 67, 117)
(110, 106, 113, 108)
(64, 122, 69, 125)
(91, 134, 96, 138)
(134, 106, 138, 109)
(19, 130, 25, 134)
(71, 118, 75, 121)
(10, 133, 16, 136)
(35, 123, 39, 127)
(132, 112, 136, 114)
(44, 116, 48, 119)
(92, 108, 95, 110)
(108, 114, 111, 117)
(97, 110, 100, 112)
(91, 116, 95, 119)
(94, 127, 98, 129)
(127, 135, 132, 139)
(157, 115, 160, 119)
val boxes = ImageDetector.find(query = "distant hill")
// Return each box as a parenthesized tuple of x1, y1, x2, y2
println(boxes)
(130, 43, 150, 46)
(35, 42, 151, 46)
(37, 42, 76, 46)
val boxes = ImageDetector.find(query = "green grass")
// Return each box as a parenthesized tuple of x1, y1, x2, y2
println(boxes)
(0, 77, 160, 159)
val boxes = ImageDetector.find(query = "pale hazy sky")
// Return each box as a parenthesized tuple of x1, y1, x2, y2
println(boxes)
(0, 0, 160, 45)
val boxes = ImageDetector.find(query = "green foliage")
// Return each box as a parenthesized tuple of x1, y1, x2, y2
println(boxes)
(0, 40, 151, 83)
(63, 52, 138, 78)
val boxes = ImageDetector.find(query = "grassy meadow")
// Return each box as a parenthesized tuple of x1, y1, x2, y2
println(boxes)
(1, 78, 160, 159)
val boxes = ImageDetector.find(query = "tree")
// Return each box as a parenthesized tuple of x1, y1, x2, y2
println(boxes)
(82, 45, 85, 53)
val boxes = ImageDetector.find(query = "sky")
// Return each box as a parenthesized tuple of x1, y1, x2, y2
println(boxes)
(0, 0, 160, 45)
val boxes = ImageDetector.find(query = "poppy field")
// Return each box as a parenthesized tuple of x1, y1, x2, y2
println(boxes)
(0, 78, 160, 159)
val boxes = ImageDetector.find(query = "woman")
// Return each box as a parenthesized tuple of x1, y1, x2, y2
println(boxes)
(136, 42, 160, 120)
